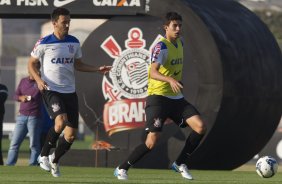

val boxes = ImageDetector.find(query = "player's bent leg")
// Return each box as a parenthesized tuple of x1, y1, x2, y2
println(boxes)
(172, 115, 206, 180)
(48, 126, 75, 177)
(53, 135, 73, 163)
(114, 143, 151, 180)
(48, 137, 71, 177)
(38, 126, 61, 172)
(39, 114, 66, 162)
(186, 115, 206, 135)
(145, 132, 160, 149)
(114, 132, 160, 180)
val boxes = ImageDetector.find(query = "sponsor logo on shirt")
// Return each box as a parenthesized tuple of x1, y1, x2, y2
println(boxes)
(173, 70, 181, 76)
(171, 58, 183, 65)
(51, 58, 74, 64)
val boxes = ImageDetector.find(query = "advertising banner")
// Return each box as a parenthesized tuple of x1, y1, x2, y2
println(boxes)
(0, 0, 149, 18)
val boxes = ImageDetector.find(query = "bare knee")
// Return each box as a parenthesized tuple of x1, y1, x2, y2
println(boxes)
(54, 114, 67, 132)
(196, 123, 206, 135)
(145, 141, 156, 150)
(64, 126, 77, 143)
(64, 135, 75, 143)
(187, 115, 207, 135)
(145, 132, 160, 149)
(54, 124, 64, 133)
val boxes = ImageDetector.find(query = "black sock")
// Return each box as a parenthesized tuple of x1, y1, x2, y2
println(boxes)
(41, 127, 60, 156)
(53, 136, 72, 163)
(119, 144, 151, 170)
(176, 131, 204, 165)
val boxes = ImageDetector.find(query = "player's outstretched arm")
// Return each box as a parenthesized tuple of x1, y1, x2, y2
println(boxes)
(74, 58, 112, 74)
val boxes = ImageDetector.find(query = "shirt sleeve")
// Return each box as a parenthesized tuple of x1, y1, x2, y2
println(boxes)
(75, 44, 82, 59)
(13, 79, 23, 102)
(31, 38, 44, 59)
(150, 42, 168, 65)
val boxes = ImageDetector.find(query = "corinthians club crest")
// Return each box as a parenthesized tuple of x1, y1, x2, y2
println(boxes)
(101, 27, 161, 136)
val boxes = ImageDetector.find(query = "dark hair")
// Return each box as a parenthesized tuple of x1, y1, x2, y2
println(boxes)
(164, 12, 182, 26)
(51, 8, 70, 22)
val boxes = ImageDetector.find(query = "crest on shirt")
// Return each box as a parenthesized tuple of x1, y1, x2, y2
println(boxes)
(68, 45, 74, 53)
(101, 27, 162, 136)
(51, 103, 60, 113)
(153, 118, 162, 128)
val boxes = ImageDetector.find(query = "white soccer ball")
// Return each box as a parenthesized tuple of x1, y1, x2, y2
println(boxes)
(256, 156, 278, 178)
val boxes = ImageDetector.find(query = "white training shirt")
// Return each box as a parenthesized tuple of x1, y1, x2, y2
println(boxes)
(31, 33, 82, 93)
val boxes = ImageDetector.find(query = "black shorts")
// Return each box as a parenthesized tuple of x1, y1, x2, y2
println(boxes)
(42, 90, 79, 129)
(145, 95, 200, 132)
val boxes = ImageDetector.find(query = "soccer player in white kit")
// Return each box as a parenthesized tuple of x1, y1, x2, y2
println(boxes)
(28, 8, 111, 177)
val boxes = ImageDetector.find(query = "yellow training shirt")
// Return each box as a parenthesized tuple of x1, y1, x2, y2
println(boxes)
(148, 37, 183, 96)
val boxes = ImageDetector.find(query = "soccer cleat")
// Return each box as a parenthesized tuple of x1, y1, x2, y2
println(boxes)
(171, 162, 193, 180)
(114, 167, 128, 180)
(38, 155, 51, 172)
(49, 154, 61, 177)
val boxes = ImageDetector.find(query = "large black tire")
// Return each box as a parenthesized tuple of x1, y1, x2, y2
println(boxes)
(77, 0, 282, 169)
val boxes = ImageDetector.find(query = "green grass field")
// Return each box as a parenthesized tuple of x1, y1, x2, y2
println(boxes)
(1, 137, 281, 183)
(0, 166, 281, 184)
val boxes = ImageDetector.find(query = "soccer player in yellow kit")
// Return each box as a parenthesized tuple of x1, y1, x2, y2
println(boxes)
(114, 12, 206, 180)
